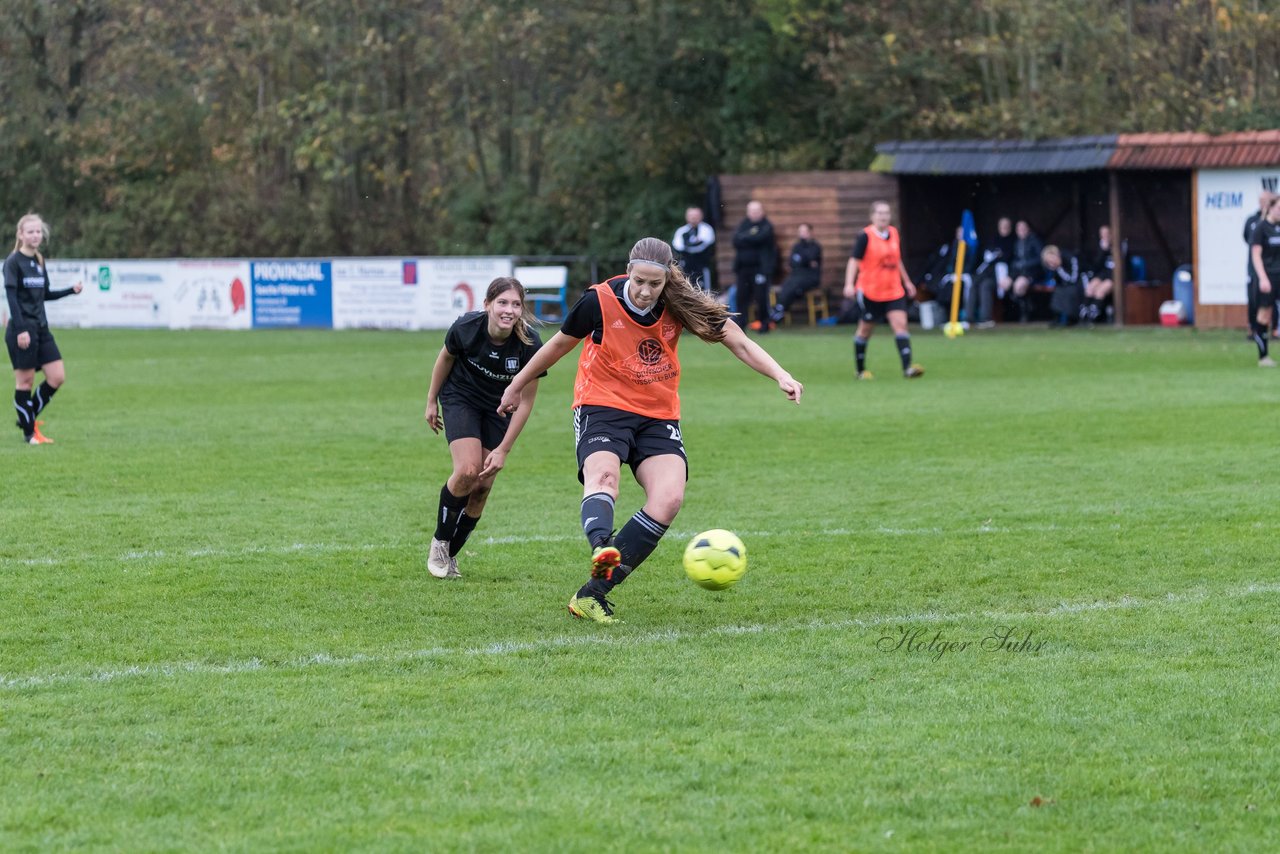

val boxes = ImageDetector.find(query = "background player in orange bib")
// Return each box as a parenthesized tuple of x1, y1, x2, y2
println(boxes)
(843, 200, 924, 380)
(498, 237, 803, 624)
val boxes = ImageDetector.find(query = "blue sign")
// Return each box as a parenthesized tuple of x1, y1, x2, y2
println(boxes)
(251, 260, 333, 328)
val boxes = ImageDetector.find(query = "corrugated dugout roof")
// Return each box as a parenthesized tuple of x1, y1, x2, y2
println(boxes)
(873, 131, 1280, 175)
(872, 136, 1118, 175)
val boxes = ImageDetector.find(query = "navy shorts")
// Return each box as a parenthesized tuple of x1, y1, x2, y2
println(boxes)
(857, 294, 909, 324)
(440, 392, 511, 449)
(6, 323, 62, 371)
(573, 404, 688, 483)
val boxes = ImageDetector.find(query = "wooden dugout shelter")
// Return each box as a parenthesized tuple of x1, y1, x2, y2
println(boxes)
(718, 132, 1280, 327)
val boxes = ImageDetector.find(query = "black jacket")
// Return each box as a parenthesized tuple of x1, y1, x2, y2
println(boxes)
(785, 238, 822, 284)
(732, 217, 777, 277)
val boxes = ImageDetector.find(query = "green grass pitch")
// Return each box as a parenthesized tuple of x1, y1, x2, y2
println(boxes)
(2, 325, 1277, 851)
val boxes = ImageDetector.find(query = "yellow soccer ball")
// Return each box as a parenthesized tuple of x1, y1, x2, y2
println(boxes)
(683, 529, 748, 591)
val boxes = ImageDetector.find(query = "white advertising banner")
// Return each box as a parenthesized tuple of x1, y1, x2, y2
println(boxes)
(88, 260, 172, 328)
(42, 261, 93, 328)
(168, 260, 252, 329)
(1196, 168, 1280, 305)
(22, 255, 517, 330)
(417, 257, 514, 329)
(332, 258, 420, 329)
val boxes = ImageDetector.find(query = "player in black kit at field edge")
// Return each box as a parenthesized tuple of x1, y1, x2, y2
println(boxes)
(5, 213, 82, 445)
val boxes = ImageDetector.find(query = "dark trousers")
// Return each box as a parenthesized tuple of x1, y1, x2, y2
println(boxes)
(734, 265, 771, 327)
(775, 273, 819, 314)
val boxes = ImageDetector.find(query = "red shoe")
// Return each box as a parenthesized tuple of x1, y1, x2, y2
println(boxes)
(590, 546, 622, 581)
(32, 421, 54, 444)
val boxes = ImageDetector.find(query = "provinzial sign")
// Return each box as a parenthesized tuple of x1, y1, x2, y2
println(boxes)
(251, 260, 333, 328)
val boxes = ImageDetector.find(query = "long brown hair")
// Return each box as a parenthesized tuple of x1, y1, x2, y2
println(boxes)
(485, 276, 539, 345)
(13, 213, 48, 267)
(628, 237, 730, 343)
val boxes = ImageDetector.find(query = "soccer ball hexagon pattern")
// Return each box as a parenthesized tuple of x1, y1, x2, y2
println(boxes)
(683, 529, 748, 590)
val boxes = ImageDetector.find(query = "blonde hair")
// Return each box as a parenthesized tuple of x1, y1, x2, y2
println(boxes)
(628, 237, 730, 343)
(14, 213, 48, 266)
(484, 276, 539, 345)
(1041, 245, 1062, 265)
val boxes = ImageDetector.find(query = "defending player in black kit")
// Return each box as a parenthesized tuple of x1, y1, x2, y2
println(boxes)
(1249, 197, 1280, 367)
(423, 277, 546, 578)
(5, 213, 82, 445)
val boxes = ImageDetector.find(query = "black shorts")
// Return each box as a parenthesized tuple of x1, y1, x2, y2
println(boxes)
(440, 392, 511, 449)
(573, 404, 688, 484)
(6, 323, 62, 371)
(857, 295, 909, 324)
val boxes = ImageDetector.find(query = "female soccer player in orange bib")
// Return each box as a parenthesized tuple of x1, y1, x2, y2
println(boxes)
(498, 237, 803, 623)
(843, 200, 924, 380)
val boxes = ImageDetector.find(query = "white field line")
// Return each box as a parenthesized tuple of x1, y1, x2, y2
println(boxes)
(4, 580, 1278, 692)
(0, 522, 1100, 569)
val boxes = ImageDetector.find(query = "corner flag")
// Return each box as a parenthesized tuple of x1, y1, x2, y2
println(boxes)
(944, 210, 977, 338)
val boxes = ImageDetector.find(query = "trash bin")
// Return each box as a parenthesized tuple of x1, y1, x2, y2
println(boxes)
(918, 301, 942, 330)
(1172, 264, 1194, 325)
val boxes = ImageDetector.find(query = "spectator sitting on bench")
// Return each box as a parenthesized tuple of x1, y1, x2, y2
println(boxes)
(769, 223, 822, 326)
(1009, 220, 1044, 322)
(1080, 224, 1124, 324)
(968, 217, 1015, 327)
(1041, 245, 1082, 327)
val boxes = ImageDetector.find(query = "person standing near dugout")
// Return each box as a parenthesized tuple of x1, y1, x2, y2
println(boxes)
(1249, 196, 1280, 367)
(497, 237, 803, 624)
(844, 200, 924, 380)
(423, 277, 546, 578)
(5, 213, 82, 445)
(731, 200, 778, 333)
(1244, 190, 1276, 339)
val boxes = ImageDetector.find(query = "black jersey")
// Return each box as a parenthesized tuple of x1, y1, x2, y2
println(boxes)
(4, 251, 75, 334)
(441, 311, 546, 411)
(1250, 219, 1280, 278)
(1244, 211, 1264, 279)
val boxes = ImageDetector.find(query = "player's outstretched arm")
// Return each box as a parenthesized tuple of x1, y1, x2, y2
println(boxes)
(424, 346, 455, 434)
(480, 379, 539, 478)
(719, 321, 803, 404)
(497, 331, 581, 415)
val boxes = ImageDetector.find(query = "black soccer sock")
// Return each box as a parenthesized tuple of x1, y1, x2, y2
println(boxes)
(449, 512, 480, 557)
(33, 380, 58, 415)
(612, 509, 668, 574)
(13, 389, 34, 435)
(433, 484, 468, 541)
(895, 334, 913, 372)
(1253, 323, 1270, 359)
(581, 492, 616, 548)
(854, 336, 868, 373)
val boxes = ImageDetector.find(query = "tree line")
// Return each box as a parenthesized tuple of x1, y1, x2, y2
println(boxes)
(2, 0, 1277, 260)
